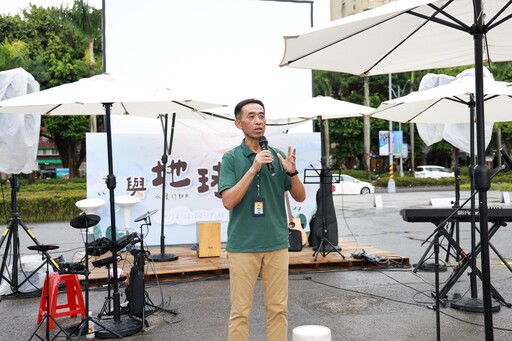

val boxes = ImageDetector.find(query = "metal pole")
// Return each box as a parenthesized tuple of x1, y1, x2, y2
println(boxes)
(387, 74, 395, 192)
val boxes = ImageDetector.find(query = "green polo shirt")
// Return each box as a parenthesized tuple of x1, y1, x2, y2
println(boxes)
(219, 139, 292, 252)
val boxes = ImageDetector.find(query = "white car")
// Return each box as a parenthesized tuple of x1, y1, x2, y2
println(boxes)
(414, 165, 454, 179)
(331, 174, 374, 195)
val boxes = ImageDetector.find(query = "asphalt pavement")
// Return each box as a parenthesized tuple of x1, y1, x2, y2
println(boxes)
(1, 189, 512, 340)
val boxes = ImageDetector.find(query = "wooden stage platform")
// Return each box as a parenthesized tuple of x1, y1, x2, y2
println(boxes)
(84, 240, 410, 287)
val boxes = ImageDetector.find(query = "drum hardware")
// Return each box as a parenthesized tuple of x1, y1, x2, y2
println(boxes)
(66, 215, 121, 339)
(96, 255, 122, 320)
(87, 237, 112, 257)
(27, 244, 72, 341)
(125, 209, 178, 330)
(57, 262, 86, 274)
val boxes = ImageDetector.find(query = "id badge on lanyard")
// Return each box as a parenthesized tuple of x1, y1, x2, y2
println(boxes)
(248, 152, 265, 217)
(252, 173, 265, 217)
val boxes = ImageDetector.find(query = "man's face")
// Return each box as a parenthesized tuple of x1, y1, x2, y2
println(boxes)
(235, 102, 266, 139)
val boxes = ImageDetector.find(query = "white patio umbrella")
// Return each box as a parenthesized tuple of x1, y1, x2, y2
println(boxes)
(280, 0, 512, 76)
(373, 76, 512, 124)
(280, 0, 512, 337)
(266, 96, 374, 167)
(206, 95, 374, 124)
(0, 73, 227, 117)
(264, 95, 374, 123)
(0, 73, 226, 334)
(206, 95, 374, 165)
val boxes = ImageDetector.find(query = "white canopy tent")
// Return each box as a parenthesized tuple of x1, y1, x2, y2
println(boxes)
(0, 68, 40, 174)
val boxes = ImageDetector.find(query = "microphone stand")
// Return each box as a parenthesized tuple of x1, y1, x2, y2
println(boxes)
(148, 113, 178, 262)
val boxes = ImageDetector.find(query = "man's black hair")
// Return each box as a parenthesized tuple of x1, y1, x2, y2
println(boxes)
(234, 98, 265, 118)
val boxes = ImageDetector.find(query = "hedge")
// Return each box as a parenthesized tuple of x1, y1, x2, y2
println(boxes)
(1, 179, 86, 223)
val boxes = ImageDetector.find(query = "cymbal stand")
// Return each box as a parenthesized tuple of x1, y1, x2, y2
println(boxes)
(68, 215, 121, 340)
(28, 245, 72, 341)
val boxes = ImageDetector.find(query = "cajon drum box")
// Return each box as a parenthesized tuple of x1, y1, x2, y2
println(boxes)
(197, 222, 221, 258)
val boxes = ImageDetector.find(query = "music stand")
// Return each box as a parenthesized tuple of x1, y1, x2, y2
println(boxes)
(304, 167, 345, 261)
(27, 244, 72, 341)
(0, 175, 59, 294)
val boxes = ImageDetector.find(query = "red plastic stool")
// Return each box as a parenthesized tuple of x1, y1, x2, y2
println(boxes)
(37, 272, 86, 330)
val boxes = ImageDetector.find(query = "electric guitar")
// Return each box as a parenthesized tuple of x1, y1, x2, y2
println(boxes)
(285, 192, 308, 246)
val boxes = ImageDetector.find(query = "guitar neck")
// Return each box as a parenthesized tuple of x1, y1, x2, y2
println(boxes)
(285, 192, 293, 221)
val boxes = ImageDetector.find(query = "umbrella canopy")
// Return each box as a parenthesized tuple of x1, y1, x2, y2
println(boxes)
(0, 73, 227, 117)
(372, 76, 512, 124)
(280, 1, 512, 337)
(207, 96, 374, 125)
(266, 96, 374, 123)
(280, 0, 512, 76)
(0, 73, 227, 331)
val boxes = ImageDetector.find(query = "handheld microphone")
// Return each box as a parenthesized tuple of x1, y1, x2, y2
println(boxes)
(500, 148, 512, 171)
(258, 136, 275, 176)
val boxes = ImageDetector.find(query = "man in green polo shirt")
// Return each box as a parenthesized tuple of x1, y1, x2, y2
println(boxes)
(219, 98, 306, 341)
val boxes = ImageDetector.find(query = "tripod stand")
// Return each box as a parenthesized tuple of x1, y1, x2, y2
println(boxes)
(67, 214, 122, 340)
(304, 167, 345, 261)
(0, 175, 59, 294)
(28, 244, 72, 341)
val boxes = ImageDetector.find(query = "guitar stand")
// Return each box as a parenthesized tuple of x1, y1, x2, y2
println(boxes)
(304, 167, 345, 261)
(0, 175, 59, 295)
(28, 245, 72, 341)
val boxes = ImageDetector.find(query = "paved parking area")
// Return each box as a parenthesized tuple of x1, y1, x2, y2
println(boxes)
(1, 189, 511, 340)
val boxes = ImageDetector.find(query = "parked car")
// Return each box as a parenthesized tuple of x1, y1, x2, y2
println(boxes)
(414, 165, 454, 179)
(42, 169, 57, 179)
(332, 174, 374, 195)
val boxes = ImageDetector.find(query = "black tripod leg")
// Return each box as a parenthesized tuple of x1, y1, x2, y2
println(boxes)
(445, 221, 456, 263)
(0, 223, 14, 286)
(434, 233, 441, 341)
(413, 231, 437, 273)
(489, 241, 512, 273)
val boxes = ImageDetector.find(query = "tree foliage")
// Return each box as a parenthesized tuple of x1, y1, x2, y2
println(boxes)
(314, 61, 512, 170)
(0, 2, 102, 177)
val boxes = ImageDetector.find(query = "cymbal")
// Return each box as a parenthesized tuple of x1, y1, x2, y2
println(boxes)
(134, 209, 159, 222)
(28, 244, 59, 252)
(70, 214, 101, 229)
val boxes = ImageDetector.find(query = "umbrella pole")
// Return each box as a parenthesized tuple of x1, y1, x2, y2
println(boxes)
(95, 103, 143, 337)
(473, 2, 494, 339)
(148, 113, 178, 262)
(450, 100, 501, 313)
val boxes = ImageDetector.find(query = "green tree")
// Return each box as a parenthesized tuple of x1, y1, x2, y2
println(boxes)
(0, 4, 103, 177)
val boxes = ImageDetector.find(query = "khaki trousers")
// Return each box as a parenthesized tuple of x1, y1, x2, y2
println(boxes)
(228, 248, 289, 341)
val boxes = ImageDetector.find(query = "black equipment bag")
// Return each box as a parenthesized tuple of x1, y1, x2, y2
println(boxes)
(308, 170, 339, 248)
(288, 228, 303, 252)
